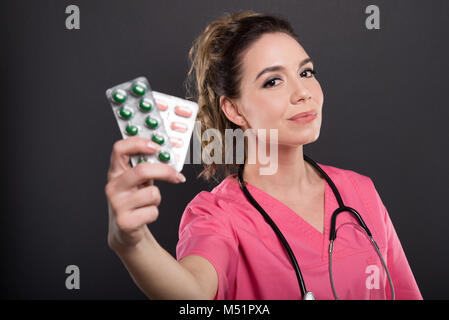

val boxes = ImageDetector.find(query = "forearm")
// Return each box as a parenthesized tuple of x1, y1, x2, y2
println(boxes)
(112, 230, 206, 300)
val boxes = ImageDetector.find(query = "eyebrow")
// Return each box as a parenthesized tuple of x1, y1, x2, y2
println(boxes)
(254, 57, 314, 82)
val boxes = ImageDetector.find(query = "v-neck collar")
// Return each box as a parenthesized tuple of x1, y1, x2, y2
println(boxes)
(227, 163, 337, 256)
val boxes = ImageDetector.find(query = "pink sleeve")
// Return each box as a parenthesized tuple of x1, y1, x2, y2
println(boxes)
(370, 181, 423, 300)
(176, 192, 239, 299)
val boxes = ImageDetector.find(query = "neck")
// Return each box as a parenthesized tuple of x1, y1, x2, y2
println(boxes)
(242, 144, 319, 199)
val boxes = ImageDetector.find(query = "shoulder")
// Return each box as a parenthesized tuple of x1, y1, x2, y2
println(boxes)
(321, 162, 387, 224)
(320, 162, 384, 210)
(319, 162, 376, 192)
(184, 175, 241, 212)
(179, 176, 242, 230)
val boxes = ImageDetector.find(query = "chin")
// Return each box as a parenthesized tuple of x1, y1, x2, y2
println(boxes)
(281, 127, 321, 146)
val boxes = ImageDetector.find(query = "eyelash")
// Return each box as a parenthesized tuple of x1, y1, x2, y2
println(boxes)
(263, 68, 317, 88)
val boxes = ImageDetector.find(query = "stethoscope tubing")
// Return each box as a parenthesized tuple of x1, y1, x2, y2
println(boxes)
(237, 172, 308, 296)
(237, 154, 395, 300)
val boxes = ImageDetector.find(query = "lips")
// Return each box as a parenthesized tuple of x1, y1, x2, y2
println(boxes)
(288, 110, 317, 120)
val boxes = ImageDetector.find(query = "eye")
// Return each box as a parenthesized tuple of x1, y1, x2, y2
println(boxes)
(262, 78, 281, 88)
(301, 68, 316, 78)
(262, 68, 317, 89)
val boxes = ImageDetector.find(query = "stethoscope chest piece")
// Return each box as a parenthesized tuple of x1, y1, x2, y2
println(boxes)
(303, 291, 316, 300)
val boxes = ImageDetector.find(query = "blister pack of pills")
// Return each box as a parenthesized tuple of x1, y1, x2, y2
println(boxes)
(152, 91, 198, 172)
(105, 76, 198, 172)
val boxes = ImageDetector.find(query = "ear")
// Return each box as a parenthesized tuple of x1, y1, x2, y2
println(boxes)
(220, 96, 248, 128)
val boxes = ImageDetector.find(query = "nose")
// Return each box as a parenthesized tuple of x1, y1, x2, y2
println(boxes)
(290, 77, 311, 104)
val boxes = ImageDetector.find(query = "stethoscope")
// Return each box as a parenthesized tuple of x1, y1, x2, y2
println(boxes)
(237, 154, 395, 300)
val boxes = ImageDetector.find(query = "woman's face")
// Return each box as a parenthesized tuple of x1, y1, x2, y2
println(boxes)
(233, 32, 324, 147)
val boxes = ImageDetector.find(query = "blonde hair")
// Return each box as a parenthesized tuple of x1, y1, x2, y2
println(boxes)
(185, 11, 300, 183)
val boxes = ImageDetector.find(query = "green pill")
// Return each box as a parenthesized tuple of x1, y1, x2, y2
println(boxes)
(138, 158, 147, 164)
(139, 98, 152, 112)
(151, 133, 165, 145)
(158, 151, 171, 162)
(119, 106, 133, 119)
(145, 116, 158, 129)
(132, 81, 146, 96)
(112, 89, 127, 104)
(126, 124, 138, 136)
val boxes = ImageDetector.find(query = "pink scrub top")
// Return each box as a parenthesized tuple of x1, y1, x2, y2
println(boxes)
(176, 163, 422, 300)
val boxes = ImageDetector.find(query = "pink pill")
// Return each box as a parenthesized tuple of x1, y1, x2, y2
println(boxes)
(171, 121, 188, 133)
(157, 102, 168, 111)
(169, 136, 184, 148)
(175, 105, 192, 118)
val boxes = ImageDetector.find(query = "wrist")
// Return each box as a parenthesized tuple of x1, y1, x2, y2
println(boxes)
(109, 228, 158, 255)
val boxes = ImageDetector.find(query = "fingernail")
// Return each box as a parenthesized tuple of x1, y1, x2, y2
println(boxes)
(147, 141, 160, 152)
(176, 172, 186, 183)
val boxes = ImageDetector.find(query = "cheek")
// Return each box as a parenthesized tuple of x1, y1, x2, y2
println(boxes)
(245, 97, 285, 128)
(312, 81, 324, 105)
(256, 107, 283, 129)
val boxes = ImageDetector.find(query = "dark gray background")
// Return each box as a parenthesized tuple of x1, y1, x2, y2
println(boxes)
(1, 0, 448, 299)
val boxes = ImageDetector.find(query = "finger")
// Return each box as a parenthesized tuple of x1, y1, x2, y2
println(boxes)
(138, 179, 154, 189)
(113, 162, 185, 191)
(111, 136, 160, 169)
(108, 137, 162, 179)
(122, 185, 161, 210)
(129, 206, 160, 228)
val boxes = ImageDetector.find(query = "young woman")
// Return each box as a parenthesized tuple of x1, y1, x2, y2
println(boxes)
(104, 11, 422, 300)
